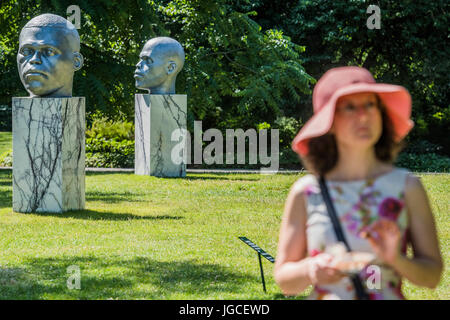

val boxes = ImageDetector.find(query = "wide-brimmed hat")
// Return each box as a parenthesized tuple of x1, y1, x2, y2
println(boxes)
(292, 66, 414, 156)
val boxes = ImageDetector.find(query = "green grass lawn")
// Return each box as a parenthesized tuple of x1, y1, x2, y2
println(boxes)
(0, 171, 448, 300)
(0, 132, 12, 155)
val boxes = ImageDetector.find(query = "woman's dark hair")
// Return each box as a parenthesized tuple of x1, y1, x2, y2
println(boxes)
(301, 94, 404, 175)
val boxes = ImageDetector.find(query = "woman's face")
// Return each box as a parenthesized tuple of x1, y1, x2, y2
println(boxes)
(331, 92, 382, 151)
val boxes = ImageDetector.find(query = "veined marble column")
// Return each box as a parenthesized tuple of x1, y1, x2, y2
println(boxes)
(12, 97, 85, 213)
(135, 94, 187, 177)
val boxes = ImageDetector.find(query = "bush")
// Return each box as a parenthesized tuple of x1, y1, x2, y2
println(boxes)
(402, 140, 445, 155)
(395, 152, 450, 172)
(86, 117, 134, 141)
(85, 117, 135, 168)
(85, 137, 134, 168)
(0, 149, 12, 167)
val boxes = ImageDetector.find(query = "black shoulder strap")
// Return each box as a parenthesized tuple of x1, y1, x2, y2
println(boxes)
(318, 175, 370, 300)
(318, 176, 351, 251)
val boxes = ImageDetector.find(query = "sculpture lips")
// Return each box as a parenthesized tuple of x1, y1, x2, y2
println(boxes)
(134, 72, 144, 79)
(24, 70, 48, 79)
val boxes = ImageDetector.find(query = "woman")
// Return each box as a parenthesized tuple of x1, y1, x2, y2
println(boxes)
(274, 66, 443, 300)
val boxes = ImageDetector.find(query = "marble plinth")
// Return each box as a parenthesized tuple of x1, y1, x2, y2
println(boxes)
(135, 94, 187, 177)
(12, 97, 85, 213)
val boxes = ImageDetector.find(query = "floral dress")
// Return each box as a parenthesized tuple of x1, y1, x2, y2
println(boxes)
(292, 167, 411, 300)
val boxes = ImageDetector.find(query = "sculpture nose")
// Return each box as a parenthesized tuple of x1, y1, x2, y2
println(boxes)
(29, 50, 42, 65)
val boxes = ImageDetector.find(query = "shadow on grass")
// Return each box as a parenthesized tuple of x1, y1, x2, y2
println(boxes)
(21, 210, 184, 221)
(86, 192, 148, 204)
(86, 171, 260, 182)
(184, 175, 260, 181)
(151, 174, 260, 182)
(0, 255, 261, 299)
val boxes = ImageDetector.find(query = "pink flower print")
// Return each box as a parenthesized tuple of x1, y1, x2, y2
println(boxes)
(341, 212, 362, 236)
(378, 197, 404, 221)
(304, 184, 320, 196)
(310, 249, 322, 257)
(351, 203, 361, 212)
(342, 213, 352, 222)
(360, 190, 379, 206)
(368, 292, 384, 300)
(347, 220, 359, 233)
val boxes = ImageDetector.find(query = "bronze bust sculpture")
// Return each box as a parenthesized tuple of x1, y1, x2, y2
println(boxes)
(17, 13, 83, 97)
(134, 37, 185, 94)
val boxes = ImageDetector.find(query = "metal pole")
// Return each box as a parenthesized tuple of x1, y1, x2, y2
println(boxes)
(258, 252, 266, 293)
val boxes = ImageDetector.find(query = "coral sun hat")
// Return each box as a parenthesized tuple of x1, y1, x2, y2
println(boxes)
(292, 66, 414, 156)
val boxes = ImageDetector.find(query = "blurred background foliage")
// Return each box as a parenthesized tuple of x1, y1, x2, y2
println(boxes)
(0, 0, 448, 169)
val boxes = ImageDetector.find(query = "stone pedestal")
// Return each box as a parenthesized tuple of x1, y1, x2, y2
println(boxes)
(12, 97, 85, 213)
(135, 94, 187, 177)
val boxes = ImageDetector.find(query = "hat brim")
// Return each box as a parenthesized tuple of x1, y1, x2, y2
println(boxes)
(292, 83, 414, 156)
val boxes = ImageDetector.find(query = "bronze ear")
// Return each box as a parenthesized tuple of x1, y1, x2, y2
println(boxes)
(73, 52, 84, 71)
(167, 61, 177, 75)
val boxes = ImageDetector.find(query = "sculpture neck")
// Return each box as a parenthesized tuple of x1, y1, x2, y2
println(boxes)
(149, 80, 176, 95)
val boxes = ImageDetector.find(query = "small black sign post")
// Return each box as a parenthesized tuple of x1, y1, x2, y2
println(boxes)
(238, 236, 275, 293)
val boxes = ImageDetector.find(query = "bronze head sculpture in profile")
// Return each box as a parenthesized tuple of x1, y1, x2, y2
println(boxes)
(134, 37, 185, 94)
(17, 13, 84, 97)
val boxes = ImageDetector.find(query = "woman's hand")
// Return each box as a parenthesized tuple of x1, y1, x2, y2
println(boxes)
(307, 253, 345, 285)
(363, 219, 402, 266)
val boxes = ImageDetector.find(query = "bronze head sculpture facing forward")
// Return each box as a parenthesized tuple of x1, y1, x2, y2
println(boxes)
(17, 14, 83, 97)
(134, 37, 185, 94)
